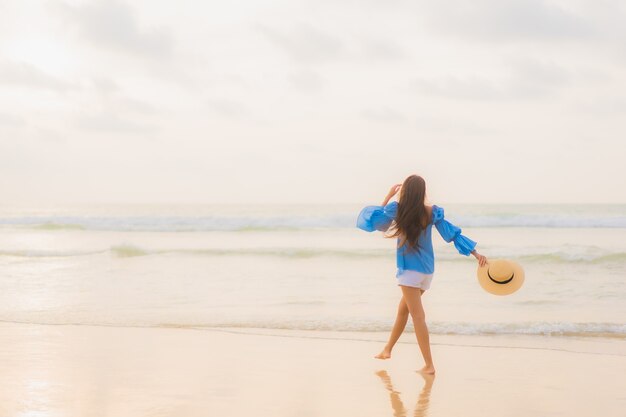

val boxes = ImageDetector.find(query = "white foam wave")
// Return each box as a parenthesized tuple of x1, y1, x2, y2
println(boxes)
(201, 320, 626, 338)
(0, 205, 624, 232)
(1, 245, 624, 264)
(0, 318, 623, 339)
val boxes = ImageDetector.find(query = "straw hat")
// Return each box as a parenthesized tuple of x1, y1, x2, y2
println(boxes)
(477, 259, 524, 295)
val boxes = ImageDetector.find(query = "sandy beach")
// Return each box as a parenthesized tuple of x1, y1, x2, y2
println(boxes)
(1, 322, 624, 417)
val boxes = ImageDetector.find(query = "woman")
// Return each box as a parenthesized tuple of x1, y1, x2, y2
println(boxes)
(357, 175, 488, 374)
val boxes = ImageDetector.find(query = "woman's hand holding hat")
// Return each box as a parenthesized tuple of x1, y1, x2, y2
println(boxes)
(471, 250, 488, 267)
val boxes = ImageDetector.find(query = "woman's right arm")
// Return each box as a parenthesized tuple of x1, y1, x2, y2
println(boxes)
(381, 184, 401, 206)
(356, 184, 401, 232)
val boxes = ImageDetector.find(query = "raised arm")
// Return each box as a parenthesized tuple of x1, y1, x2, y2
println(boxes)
(356, 184, 401, 233)
(381, 184, 402, 206)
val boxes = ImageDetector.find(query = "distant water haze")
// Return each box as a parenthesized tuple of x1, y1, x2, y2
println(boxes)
(0, 203, 624, 230)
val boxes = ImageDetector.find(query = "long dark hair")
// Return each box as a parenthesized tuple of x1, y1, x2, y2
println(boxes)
(386, 175, 429, 252)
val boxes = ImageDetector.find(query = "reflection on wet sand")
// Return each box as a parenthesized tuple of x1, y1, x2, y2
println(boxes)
(375, 370, 434, 417)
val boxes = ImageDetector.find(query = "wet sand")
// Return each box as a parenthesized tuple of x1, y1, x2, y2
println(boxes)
(0, 322, 624, 417)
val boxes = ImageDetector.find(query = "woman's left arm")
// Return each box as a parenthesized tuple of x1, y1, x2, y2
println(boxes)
(471, 250, 488, 267)
(433, 206, 488, 266)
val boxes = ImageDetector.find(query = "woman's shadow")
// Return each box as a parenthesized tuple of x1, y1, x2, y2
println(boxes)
(375, 370, 435, 417)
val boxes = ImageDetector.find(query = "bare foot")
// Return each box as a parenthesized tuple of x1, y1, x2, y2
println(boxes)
(374, 348, 392, 360)
(418, 365, 436, 374)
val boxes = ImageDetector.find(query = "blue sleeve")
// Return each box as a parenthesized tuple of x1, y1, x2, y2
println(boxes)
(432, 205, 477, 256)
(356, 201, 398, 232)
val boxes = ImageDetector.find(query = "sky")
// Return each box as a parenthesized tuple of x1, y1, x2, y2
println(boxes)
(1, 0, 625, 205)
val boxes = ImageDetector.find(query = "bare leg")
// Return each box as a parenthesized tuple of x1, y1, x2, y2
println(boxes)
(375, 296, 410, 359)
(400, 285, 435, 374)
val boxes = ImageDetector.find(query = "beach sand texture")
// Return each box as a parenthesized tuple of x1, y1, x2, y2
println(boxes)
(0, 323, 625, 417)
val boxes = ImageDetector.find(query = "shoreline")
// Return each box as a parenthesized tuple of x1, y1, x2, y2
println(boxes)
(1, 319, 624, 353)
(1, 321, 625, 417)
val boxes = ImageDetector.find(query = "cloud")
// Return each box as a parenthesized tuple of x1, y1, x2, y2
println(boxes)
(359, 38, 406, 61)
(256, 23, 407, 65)
(256, 23, 347, 64)
(207, 99, 247, 119)
(415, 115, 497, 136)
(413, 75, 502, 100)
(360, 106, 406, 123)
(0, 112, 26, 127)
(288, 70, 325, 92)
(76, 114, 154, 133)
(0, 60, 77, 92)
(52, 0, 173, 58)
(510, 58, 570, 93)
(89, 77, 158, 114)
(418, 0, 594, 41)
(91, 77, 120, 94)
(74, 82, 160, 133)
(412, 59, 570, 101)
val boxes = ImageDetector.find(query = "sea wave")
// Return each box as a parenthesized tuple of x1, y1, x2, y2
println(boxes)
(518, 252, 626, 264)
(0, 215, 351, 232)
(199, 320, 626, 339)
(2, 318, 622, 339)
(33, 222, 86, 231)
(110, 245, 150, 257)
(453, 215, 626, 229)
(0, 209, 624, 231)
(0, 249, 107, 258)
(1, 245, 625, 264)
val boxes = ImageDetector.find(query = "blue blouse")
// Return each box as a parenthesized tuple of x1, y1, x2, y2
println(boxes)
(356, 201, 477, 275)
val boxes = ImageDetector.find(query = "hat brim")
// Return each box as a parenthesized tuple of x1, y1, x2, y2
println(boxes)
(477, 259, 524, 296)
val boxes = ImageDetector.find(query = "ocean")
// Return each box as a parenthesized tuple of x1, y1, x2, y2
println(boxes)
(0, 204, 624, 339)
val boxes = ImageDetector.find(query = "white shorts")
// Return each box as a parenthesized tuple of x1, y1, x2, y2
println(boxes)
(396, 270, 433, 290)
